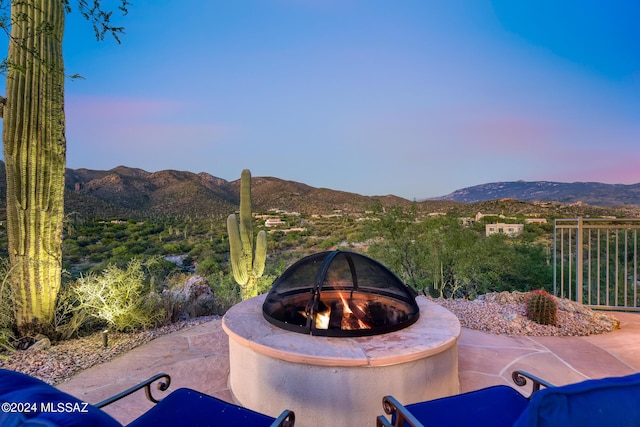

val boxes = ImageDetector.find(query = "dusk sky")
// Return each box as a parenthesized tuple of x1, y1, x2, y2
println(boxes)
(2, 1, 639, 200)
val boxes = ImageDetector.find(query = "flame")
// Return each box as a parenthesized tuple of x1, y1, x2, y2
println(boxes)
(315, 309, 330, 329)
(299, 302, 331, 329)
(339, 292, 372, 330)
(339, 293, 353, 314)
(300, 293, 373, 330)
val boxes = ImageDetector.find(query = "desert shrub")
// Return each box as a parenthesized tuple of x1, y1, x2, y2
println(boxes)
(256, 259, 286, 295)
(195, 257, 221, 276)
(205, 261, 285, 315)
(71, 258, 161, 332)
(0, 259, 15, 354)
(208, 271, 241, 314)
(152, 272, 191, 323)
(54, 280, 99, 340)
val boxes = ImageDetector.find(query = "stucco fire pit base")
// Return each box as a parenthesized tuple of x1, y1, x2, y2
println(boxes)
(222, 294, 460, 427)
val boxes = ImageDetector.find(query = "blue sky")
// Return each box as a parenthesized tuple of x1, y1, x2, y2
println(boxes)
(2, 0, 639, 199)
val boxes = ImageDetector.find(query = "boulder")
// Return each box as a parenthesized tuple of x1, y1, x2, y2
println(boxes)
(163, 275, 215, 321)
(27, 336, 51, 352)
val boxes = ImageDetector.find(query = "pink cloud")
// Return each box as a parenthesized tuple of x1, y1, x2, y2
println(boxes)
(64, 94, 235, 165)
(66, 95, 178, 122)
(455, 112, 565, 151)
(543, 150, 640, 184)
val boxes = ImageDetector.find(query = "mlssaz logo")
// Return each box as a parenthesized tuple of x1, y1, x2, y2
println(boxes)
(39, 402, 89, 413)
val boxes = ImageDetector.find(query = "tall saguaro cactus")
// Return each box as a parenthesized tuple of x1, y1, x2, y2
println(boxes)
(227, 169, 267, 300)
(2, 0, 67, 336)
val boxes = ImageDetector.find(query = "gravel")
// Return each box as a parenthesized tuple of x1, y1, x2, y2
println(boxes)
(0, 316, 219, 385)
(0, 293, 621, 385)
(433, 291, 620, 337)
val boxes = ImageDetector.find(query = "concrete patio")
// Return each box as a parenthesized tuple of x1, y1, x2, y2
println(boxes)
(56, 311, 640, 425)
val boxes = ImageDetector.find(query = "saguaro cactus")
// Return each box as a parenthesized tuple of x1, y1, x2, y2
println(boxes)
(3, 0, 66, 336)
(227, 169, 267, 300)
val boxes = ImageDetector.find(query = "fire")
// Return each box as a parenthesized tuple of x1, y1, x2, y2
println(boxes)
(315, 306, 330, 330)
(339, 293, 352, 314)
(338, 293, 372, 330)
(300, 293, 373, 330)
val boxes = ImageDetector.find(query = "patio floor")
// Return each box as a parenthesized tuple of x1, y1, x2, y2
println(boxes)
(56, 311, 640, 425)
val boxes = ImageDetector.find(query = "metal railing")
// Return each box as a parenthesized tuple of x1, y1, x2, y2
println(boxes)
(554, 217, 640, 311)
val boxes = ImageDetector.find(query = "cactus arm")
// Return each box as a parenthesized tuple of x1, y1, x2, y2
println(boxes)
(227, 214, 248, 285)
(252, 230, 267, 277)
(239, 169, 254, 251)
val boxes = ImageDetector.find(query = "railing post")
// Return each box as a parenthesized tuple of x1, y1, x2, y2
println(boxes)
(553, 219, 557, 297)
(576, 217, 583, 304)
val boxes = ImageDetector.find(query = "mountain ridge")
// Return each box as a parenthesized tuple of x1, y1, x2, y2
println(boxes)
(61, 164, 417, 217)
(433, 180, 640, 207)
(0, 161, 638, 218)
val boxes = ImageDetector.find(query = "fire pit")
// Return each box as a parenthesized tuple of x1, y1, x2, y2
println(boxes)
(262, 250, 420, 336)
(222, 251, 461, 427)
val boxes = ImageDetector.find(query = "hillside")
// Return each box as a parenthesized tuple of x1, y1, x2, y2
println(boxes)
(61, 166, 415, 217)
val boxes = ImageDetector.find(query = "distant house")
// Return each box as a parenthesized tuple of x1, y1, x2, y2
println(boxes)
(525, 218, 547, 224)
(265, 218, 286, 227)
(486, 223, 524, 237)
(459, 217, 474, 227)
(475, 212, 503, 221)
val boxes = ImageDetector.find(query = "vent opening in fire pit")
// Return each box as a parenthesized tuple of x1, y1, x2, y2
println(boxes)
(262, 250, 419, 337)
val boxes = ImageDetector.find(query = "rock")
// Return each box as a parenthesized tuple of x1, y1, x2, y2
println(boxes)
(478, 291, 527, 305)
(163, 275, 215, 321)
(504, 312, 517, 322)
(27, 337, 51, 352)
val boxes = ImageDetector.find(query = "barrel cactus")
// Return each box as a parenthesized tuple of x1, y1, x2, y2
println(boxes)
(526, 289, 558, 326)
(227, 169, 267, 300)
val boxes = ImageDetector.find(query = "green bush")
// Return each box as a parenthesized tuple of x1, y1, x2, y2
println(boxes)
(71, 258, 161, 332)
(208, 271, 241, 314)
(196, 257, 221, 276)
(54, 281, 96, 340)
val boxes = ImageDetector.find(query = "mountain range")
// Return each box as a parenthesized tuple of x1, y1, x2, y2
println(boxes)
(62, 164, 412, 217)
(0, 161, 638, 218)
(434, 181, 640, 207)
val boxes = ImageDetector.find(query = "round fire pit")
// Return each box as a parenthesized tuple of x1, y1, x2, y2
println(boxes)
(223, 295, 460, 427)
(224, 251, 459, 426)
(262, 250, 420, 337)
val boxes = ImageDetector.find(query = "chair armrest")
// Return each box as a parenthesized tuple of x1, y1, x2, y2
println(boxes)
(512, 370, 554, 398)
(377, 395, 424, 427)
(271, 409, 295, 427)
(95, 373, 171, 408)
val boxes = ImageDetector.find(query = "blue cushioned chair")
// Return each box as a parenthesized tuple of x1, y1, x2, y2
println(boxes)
(377, 370, 640, 427)
(0, 369, 295, 427)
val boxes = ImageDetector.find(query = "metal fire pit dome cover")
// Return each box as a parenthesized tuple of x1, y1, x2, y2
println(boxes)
(262, 250, 420, 336)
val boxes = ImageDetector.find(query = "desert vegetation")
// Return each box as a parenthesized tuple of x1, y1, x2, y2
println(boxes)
(0, 197, 564, 354)
(362, 206, 553, 298)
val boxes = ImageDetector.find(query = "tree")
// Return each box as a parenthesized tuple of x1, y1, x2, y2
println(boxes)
(1, 0, 128, 336)
(365, 210, 553, 299)
(365, 205, 434, 292)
